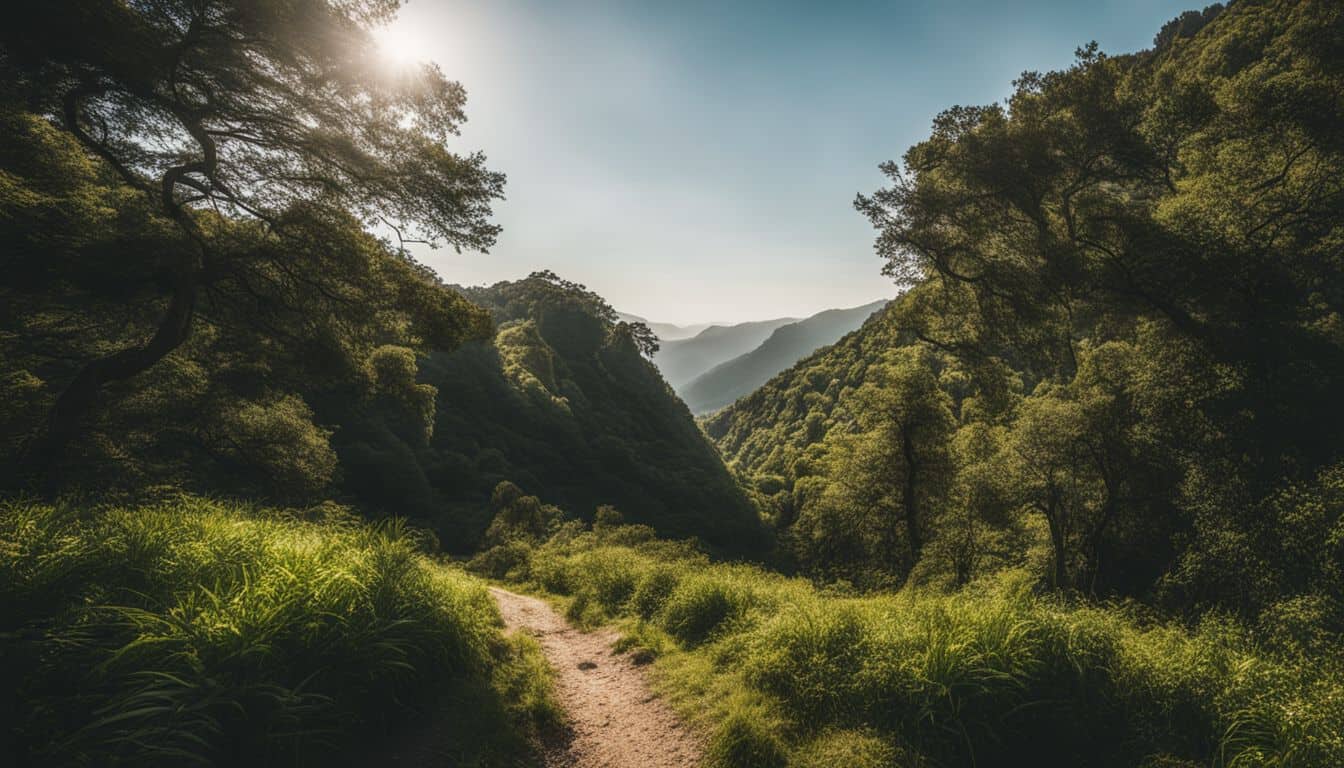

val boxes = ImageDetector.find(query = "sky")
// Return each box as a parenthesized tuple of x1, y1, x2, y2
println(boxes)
(384, 0, 1197, 325)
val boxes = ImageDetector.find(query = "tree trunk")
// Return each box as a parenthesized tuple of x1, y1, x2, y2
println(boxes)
(1082, 493, 1119, 595)
(901, 427, 924, 563)
(25, 268, 197, 482)
(1044, 492, 1068, 590)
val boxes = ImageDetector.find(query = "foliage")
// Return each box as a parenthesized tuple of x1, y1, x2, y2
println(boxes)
(2, 0, 506, 472)
(0, 99, 492, 500)
(0, 496, 558, 766)
(708, 0, 1344, 630)
(0, 107, 748, 551)
(382, 272, 768, 551)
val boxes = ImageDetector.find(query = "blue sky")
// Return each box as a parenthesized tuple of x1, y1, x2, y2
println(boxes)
(387, 0, 1198, 324)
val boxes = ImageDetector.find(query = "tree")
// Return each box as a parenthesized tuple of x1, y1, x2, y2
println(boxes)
(854, 0, 1344, 601)
(1000, 341, 1164, 593)
(613, 321, 660, 359)
(805, 347, 955, 581)
(3, 0, 505, 474)
(1003, 388, 1090, 590)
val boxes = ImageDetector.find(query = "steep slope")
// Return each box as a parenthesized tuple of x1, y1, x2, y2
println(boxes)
(652, 316, 798, 387)
(339, 272, 765, 552)
(703, 300, 902, 482)
(681, 299, 889, 414)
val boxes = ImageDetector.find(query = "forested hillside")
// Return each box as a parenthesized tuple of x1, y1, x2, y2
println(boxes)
(358, 271, 765, 550)
(0, 77, 756, 551)
(704, 301, 903, 489)
(710, 0, 1344, 629)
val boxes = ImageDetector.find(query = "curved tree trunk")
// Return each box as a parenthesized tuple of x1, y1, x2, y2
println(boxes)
(25, 268, 197, 482)
(23, 88, 210, 486)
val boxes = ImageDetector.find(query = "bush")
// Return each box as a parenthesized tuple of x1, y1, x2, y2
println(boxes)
(791, 730, 902, 768)
(705, 707, 787, 768)
(632, 566, 681, 618)
(661, 575, 748, 645)
(467, 538, 534, 579)
(581, 548, 640, 613)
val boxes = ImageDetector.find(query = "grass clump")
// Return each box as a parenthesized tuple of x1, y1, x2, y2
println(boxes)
(662, 574, 751, 645)
(706, 703, 788, 768)
(0, 496, 555, 766)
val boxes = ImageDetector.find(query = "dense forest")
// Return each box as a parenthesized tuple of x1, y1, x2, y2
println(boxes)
(3, 0, 1343, 766)
(711, 0, 1344, 618)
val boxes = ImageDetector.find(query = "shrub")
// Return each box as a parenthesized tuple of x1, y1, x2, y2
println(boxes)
(581, 548, 640, 613)
(531, 547, 576, 594)
(792, 729, 902, 768)
(593, 504, 623, 529)
(744, 603, 872, 723)
(705, 707, 787, 768)
(467, 538, 534, 579)
(632, 566, 681, 618)
(661, 575, 748, 645)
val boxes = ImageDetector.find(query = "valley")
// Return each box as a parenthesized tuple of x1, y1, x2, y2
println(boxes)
(3, 1, 1343, 767)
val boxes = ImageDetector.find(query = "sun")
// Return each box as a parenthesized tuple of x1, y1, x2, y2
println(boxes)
(371, 22, 429, 68)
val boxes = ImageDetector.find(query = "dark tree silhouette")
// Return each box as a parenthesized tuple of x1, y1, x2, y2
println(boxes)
(2, 0, 504, 473)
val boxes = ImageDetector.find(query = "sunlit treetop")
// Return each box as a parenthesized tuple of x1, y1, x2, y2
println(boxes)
(2, 0, 504, 251)
(2, 0, 506, 476)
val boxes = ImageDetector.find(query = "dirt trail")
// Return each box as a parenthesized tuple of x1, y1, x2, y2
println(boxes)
(488, 587, 703, 768)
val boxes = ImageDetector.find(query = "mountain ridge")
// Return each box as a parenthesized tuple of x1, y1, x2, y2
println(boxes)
(651, 315, 799, 388)
(680, 299, 890, 414)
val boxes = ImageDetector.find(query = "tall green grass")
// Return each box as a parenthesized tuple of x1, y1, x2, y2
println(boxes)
(494, 528, 1344, 767)
(0, 496, 557, 766)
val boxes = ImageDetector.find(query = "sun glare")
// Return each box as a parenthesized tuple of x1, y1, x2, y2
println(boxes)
(371, 23, 428, 68)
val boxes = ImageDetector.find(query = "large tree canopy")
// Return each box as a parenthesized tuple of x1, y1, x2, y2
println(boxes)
(2, 0, 504, 474)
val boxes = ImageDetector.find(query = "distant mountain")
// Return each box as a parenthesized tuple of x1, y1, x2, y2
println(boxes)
(653, 317, 799, 388)
(615, 312, 711, 342)
(680, 299, 889, 414)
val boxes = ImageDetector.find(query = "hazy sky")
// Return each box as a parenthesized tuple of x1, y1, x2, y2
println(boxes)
(386, 0, 1196, 324)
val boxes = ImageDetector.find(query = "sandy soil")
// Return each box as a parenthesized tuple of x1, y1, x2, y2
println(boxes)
(488, 587, 704, 768)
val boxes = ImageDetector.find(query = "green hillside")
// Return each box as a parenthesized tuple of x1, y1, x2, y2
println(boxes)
(704, 301, 904, 481)
(708, 0, 1344, 617)
(382, 271, 767, 551)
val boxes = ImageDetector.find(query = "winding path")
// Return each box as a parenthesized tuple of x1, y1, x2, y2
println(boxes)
(488, 587, 703, 768)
